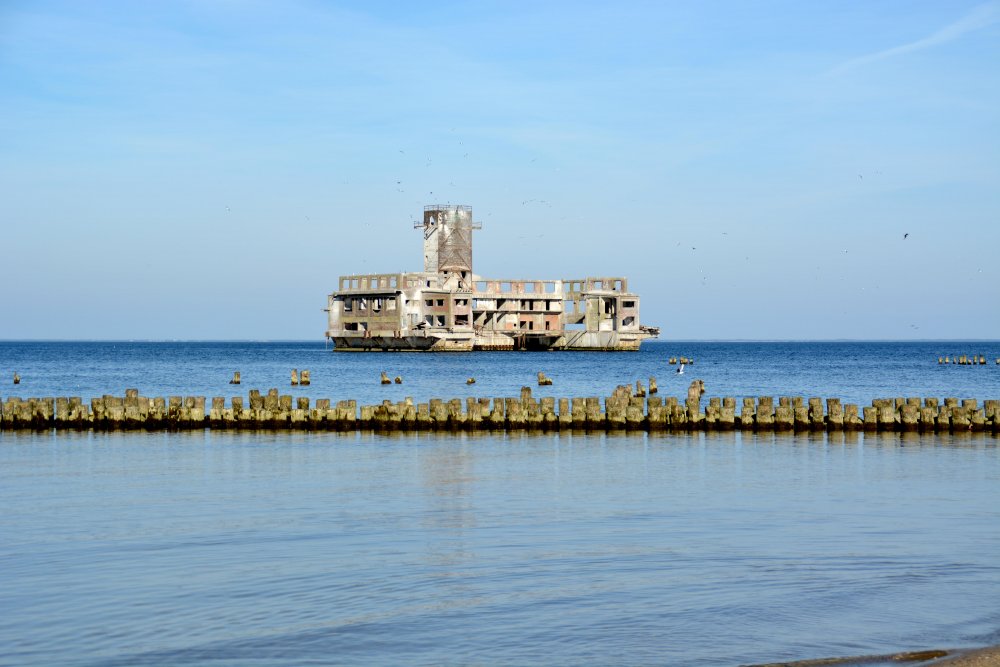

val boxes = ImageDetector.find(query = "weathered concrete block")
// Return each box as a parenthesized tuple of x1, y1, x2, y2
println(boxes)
(862, 406, 878, 431)
(488, 398, 505, 427)
(843, 404, 861, 430)
(740, 398, 756, 429)
(900, 404, 919, 431)
(971, 409, 986, 432)
(950, 406, 971, 431)
(917, 406, 935, 431)
(559, 398, 573, 429)
(466, 397, 483, 428)
(625, 404, 645, 429)
(55, 397, 69, 424)
(448, 398, 465, 427)
(416, 403, 431, 427)
(585, 398, 603, 428)
(704, 403, 720, 428)
(755, 400, 774, 429)
(935, 407, 950, 432)
(685, 398, 702, 428)
(774, 405, 794, 430)
(607, 400, 627, 428)
(826, 399, 843, 430)
(648, 405, 669, 429)
(719, 405, 736, 429)
(877, 404, 897, 430)
(793, 406, 809, 429)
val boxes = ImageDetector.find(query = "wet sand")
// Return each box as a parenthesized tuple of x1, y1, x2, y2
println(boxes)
(749, 645, 1000, 667)
(934, 646, 1000, 666)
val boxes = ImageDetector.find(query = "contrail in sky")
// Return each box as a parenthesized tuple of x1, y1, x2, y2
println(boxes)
(831, 2, 999, 73)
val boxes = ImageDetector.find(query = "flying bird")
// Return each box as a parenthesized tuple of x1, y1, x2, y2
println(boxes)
(903, 233, 909, 239)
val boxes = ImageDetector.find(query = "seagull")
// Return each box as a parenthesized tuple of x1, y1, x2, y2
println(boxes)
(676, 363, 685, 375)
(903, 233, 909, 239)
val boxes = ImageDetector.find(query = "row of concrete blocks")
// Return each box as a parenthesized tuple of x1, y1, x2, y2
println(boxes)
(2, 387, 999, 433)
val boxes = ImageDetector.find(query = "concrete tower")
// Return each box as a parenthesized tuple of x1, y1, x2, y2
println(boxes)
(415, 205, 481, 289)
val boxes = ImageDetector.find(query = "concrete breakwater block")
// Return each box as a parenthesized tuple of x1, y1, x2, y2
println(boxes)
(1, 389, 998, 435)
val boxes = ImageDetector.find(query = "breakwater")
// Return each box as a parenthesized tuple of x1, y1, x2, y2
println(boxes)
(2, 386, 999, 433)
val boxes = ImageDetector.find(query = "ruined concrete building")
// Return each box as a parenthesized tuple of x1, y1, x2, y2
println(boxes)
(325, 205, 659, 351)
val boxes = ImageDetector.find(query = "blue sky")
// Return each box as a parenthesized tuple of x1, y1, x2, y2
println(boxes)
(2, 1, 997, 340)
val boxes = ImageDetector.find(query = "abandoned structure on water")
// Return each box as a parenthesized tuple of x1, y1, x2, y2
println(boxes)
(324, 205, 660, 351)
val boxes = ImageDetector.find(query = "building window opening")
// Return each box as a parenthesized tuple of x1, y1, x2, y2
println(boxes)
(455, 314, 469, 326)
(343, 299, 353, 312)
(436, 299, 444, 307)
(623, 300, 635, 308)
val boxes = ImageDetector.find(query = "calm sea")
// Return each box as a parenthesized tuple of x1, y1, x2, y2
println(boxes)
(1, 341, 999, 666)
(2, 340, 999, 404)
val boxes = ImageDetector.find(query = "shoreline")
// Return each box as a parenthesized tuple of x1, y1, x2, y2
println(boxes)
(749, 645, 1000, 667)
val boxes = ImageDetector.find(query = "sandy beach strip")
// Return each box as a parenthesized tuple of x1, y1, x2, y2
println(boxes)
(747, 645, 1000, 667)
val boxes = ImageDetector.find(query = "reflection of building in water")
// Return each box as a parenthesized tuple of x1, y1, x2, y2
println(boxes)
(419, 439, 477, 574)
(325, 204, 660, 351)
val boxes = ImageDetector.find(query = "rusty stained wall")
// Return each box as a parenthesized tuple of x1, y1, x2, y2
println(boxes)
(335, 295, 403, 335)
(470, 279, 563, 334)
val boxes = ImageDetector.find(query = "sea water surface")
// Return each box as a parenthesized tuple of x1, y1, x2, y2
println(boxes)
(1, 341, 999, 666)
(2, 340, 999, 404)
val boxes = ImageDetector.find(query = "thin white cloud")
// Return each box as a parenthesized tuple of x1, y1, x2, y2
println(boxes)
(832, 2, 999, 73)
